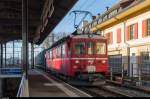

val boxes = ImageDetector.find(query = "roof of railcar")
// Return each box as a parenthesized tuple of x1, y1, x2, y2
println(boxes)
(45, 31, 106, 51)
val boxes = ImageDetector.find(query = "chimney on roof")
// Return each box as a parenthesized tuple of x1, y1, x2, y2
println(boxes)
(92, 16, 96, 20)
(106, 6, 109, 11)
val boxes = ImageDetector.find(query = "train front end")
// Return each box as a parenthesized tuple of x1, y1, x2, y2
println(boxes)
(70, 35, 109, 83)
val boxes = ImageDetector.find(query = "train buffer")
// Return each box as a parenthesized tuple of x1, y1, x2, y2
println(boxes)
(27, 69, 92, 97)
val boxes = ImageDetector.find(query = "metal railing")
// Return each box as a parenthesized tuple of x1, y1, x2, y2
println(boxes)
(17, 73, 29, 97)
(109, 63, 150, 87)
(121, 63, 140, 86)
(109, 61, 122, 81)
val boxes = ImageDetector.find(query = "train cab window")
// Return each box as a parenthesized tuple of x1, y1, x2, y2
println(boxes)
(75, 42, 85, 55)
(96, 43, 106, 54)
(87, 42, 94, 55)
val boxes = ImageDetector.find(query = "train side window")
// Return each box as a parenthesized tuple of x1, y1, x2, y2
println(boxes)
(96, 43, 106, 55)
(46, 52, 50, 59)
(49, 50, 52, 59)
(62, 44, 65, 58)
(60, 46, 62, 58)
(75, 42, 85, 55)
(49, 51, 51, 59)
(52, 49, 56, 59)
(87, 42, 94, 55)
(56, 47, 59, 58)
(56, 46, 61, 58)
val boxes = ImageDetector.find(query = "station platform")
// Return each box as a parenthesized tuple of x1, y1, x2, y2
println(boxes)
(28, 69, 91, 97)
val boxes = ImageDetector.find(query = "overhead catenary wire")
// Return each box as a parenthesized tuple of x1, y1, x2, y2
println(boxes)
(56, 0, 89, 28)
(78, 0, 90, 10)
(60, 0, 89, 29)
(86, 0, 97, 11)
(55, 0, 92, 32)
(53, 0, 97, 36)
(82, 0, 97, 11)
(71, 0, 97, 29)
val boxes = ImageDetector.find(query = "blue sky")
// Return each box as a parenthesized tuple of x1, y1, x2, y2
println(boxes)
(53, 0, 118, 35)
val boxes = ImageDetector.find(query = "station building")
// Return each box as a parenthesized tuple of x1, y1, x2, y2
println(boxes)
(84, 0, 150, 78)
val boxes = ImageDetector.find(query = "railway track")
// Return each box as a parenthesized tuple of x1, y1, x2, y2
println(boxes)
(79, 84, 150, 97)
(39, 68, 150, 97)
(80, 87, 122, 97)
(104, 85, 150, 97)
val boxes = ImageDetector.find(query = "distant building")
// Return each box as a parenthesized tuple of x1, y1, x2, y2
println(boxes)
(84, 0, 150, 77)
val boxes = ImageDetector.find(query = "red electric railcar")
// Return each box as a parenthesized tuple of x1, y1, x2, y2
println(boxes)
(45, 33, 109, 83)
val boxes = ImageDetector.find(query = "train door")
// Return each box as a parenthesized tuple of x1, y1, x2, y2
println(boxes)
(130, 53, 138, 77)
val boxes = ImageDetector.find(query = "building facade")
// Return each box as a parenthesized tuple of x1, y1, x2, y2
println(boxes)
(84, 0, 150, 79)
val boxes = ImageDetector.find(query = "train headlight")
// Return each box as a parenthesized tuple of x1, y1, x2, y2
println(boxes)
(73, 66, 78, 69)
(75, 60, 79, 64)
(88, 60, 94, 65)
(102, 60, 106, 64)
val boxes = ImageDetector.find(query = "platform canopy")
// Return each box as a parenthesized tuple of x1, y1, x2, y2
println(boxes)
(0, 0, 77, 44)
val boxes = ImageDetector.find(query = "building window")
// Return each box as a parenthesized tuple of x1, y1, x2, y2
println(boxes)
(103, 15, 108, 21)
(107, 33, 111, 44)
(109, 9, 118, 18)
(106, 33, 112, 44)
(93, 20, 97, 26)
(147, 19, 150, 36)
(129, 25, 134, 40)
(98, 18, 102, 24)
(117, 28, 121, 43)
(141, 52, 150, 63)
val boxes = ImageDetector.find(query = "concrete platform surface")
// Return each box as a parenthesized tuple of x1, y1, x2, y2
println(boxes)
(28, 69, 91, 97)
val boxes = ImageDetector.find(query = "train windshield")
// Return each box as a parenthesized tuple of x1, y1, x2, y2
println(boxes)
(96, 43, 106, 55)
(87, 42, 94, 55)
(74, 42, 106, 55)
(75, 42, 85, 55)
